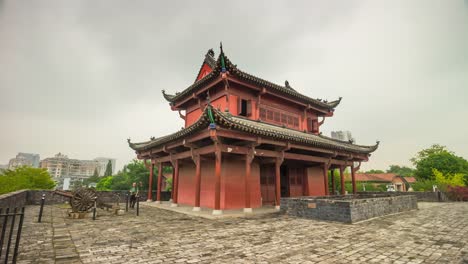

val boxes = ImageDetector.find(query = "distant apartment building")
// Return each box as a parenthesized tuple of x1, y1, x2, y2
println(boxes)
(40, 153, 115, 189)
(8, 152, 40, 169)
(93, 157, 116, 176)
(331, 131, 355, 143)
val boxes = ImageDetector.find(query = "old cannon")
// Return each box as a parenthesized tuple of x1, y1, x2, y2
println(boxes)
(54, 188, 121, 215)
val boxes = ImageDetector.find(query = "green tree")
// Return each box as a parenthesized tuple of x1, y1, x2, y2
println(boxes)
(0, 166, 55, 194)
(104, 160, 113, 177)
(94, 160, 172, 191)
(365, 169, 385, 174)
(411, 144, 468, 183)
(165, 177, 173, 191)
(386, 165, 414, 177)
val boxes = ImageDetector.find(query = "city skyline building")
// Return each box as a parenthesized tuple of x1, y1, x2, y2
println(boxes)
(331, 131, 355, 143)
(8, 152, 40, 170)
(39, 153, 116, 189)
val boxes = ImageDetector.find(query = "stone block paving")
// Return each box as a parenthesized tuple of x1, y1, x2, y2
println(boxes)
(15, 202, 468, 263)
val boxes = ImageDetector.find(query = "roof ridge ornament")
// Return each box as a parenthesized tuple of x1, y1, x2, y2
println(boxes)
(220, 42, 226, 73)
(207, 48, 215, 57)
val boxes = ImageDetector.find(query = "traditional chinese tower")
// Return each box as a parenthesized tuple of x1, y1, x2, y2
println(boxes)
(129, 44, 378, 215)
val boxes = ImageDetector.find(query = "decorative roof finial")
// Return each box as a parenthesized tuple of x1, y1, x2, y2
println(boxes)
(285, 80, 290, 88)
(220, 42, 226, 72)
(127, 138, 131, 144)
(207, 48, 215, 57)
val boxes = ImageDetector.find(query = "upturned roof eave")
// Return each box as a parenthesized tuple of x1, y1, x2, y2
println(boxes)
(161, 48, 342, 111)
(128, 107, 379, 155)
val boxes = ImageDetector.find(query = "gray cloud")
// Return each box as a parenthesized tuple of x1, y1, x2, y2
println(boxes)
(1, 0, 467, 171)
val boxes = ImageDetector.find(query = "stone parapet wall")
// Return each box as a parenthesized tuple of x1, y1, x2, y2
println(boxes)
(358, 191, 449, 202)
(281, 194, 418, 223)
(0, 190, 172, 208)
(0, 190, 28, 209)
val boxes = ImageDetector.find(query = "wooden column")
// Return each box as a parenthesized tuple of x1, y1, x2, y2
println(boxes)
(156, 162, 163, 203)
(351, 164, 357, 194)
(193, 155, 201, 211)
(340, 166, 345, 195)
(213, 148, 222, 214)
(244, 149, 255, 213)
(331, 168, 336, 195)
(323, 163, 329, 195)
(147, 163, 154, 202)
(275, 157, 282, 209)
(172, 159, 179, 205)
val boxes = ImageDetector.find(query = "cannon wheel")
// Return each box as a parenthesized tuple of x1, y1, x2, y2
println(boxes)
(71, 188, 97, 212)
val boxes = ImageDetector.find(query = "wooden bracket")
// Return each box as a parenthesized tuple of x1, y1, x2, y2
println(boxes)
(353, 161, 362, 172)
(178, 110, 186, 120)
(325, 157, 332, 170)
(183, 139, 197, 149)
(215, 143, 222, 162)
(223, 77, 229, 90)
(190, 148, 200, 164)
(169, 153, 178, 167)
(246, 147, 255, 164)
(276, 151, 285, 165)
(318, 116, 326, 126)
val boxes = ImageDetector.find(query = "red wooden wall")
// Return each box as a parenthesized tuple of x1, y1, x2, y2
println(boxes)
(176, 158, 261, 210)
(306, 166, 326, 196)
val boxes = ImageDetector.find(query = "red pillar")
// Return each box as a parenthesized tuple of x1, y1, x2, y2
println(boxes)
(156, 162, 163, 203)
(194, 156, 201, 210)
(331, 168, 336, 195)
(147, 163, 154, 201)
(275, 158, 281, 209)
(173, 160, 179, 204)
(244, 155, 252, 212)
(340, 166, 345, 195)
(213, 150, 222, 214)
(351, 164, 357, 194)
(323, 163, 329, 195)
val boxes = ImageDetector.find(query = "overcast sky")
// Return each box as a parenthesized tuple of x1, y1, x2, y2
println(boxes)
(1, 0, 467, 172)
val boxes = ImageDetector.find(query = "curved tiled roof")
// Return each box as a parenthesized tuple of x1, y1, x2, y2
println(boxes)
(129, 106, 379, 154)
(162, 47, 341, 111)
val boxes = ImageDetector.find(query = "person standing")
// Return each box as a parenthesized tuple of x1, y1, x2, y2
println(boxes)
(129, 182, 138, 208)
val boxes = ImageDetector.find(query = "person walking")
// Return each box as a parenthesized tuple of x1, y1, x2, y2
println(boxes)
(129, 182, 138, 208)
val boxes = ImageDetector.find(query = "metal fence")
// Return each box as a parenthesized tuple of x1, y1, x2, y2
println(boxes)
(0, 207, 25, 264)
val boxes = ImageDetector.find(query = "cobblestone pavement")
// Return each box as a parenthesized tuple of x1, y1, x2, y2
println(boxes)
(16, 202, 468, 263)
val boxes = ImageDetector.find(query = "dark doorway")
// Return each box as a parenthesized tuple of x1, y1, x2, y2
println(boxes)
(280, 165, 290, 197)
(260, 164, 275, 205)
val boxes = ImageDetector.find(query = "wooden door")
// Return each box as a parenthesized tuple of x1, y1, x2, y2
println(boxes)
(260, 165, 276, 205)
(288, 167, 305, 197)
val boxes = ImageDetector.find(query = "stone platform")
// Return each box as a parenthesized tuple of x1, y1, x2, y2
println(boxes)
(15, 202, 468, 263)
(141, 201, 279, 219)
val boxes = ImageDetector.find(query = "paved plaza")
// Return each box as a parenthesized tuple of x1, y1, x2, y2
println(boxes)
(16, 202, 468, 264)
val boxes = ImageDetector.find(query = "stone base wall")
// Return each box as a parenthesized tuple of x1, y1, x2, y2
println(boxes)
(358, 191, 449, 202)
(0, 190, 172, 209)
(281, 194, 418, 223)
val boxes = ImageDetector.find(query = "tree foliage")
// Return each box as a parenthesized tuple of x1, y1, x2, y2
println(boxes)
(411, 144, 468, 183)
(412, 168, 466, 191)
(0, 166, 55, 194)
(104, 160, 113, 177)
(365, 169, 385, 174)
(386, 165, 414, 177)
(95, 160, 172, 191)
